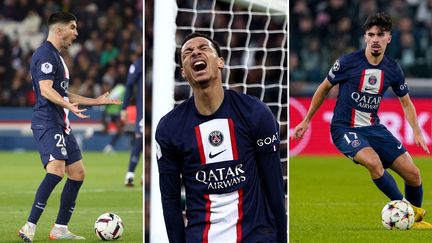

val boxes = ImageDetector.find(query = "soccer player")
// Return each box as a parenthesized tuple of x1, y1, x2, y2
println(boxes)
(121, 56, 143, 186)
(18, 12, 122, 242)
(155, 33, 287, 242)
(292, 12, 432, 229)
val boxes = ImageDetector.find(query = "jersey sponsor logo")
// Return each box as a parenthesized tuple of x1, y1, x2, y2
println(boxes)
(41, 62, 53, 74)
(209, 149, 226, 159)
(256, 132, 279, 147)
(208, 130, 224, 146)
(368, 75, 377, 85)
(351, 92, 382, 110)
(60, 80, 69, 92)
(195, 164, 246, 190)
(400, 83, 407, 91)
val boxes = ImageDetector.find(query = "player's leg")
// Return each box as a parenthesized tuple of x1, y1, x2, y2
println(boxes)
(50, 133, 85, 240)
(19, 160, 65, 242)
(125, 133, 143, 186)
(353, 147, 403, 200)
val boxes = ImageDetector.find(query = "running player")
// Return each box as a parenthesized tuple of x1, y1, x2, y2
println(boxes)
(293, 12, 432, 229)
(156, 33, 287, 242)
(18, 12, 122, 242)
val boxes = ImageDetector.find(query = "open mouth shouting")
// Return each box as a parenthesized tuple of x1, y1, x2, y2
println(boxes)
(193, 60, 207, 73)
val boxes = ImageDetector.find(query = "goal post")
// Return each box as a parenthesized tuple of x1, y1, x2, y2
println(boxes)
(150, 1, 287, 242)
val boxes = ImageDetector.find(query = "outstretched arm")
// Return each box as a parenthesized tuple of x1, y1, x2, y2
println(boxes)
(68, 91, 122, 106)
(292, 78, 334, 140)
(399, 94, 430, 154)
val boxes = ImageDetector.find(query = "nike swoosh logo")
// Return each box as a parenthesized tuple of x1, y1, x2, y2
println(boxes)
(365, 87, 374, 91)
(398, 144, 402, 149)
(209, 149, 227, 159)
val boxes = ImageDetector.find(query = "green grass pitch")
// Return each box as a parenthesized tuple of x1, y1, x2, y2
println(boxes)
(290, 156, 432, 243)
(0, 151, 142, 243)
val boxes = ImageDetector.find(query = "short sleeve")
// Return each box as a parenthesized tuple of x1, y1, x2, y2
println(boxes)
(327, 57, 348, 85)
(33, 55, 58, 82)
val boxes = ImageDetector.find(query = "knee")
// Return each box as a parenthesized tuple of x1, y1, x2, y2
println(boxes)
(406, 167, 421, 186)
(363, 158, 384, 178)
(69, 168, 86, 181)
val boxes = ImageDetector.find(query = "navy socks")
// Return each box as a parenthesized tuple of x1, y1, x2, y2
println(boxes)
(373, 170, 403, 201)
(405, 183, 423, 207)
(28, 173, 62, 224)
(128, 136, 143, 173)
(55, 178, 83, 225)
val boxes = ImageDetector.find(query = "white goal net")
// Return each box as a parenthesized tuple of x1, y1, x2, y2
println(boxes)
(151, 0, 287, 242)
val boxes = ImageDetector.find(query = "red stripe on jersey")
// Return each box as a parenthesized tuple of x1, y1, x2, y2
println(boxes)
(358, 69, 366, 91)
(378, 71, 384, 94)
(202, 194, 211, 243)
(350, 108, 355, 128)
(195, 126, 206, 164)
(228, 118, 238, 160)
(236, 189, 244, 243)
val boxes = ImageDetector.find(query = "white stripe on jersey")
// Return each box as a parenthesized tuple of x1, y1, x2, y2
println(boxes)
(353, 110, 372, 127)
(207, 190, 240, 243)
(59, 55, 70, 79)
(196, 118, 235, 164)
(360, 69, 383, 94)
(63, 97, 71, 134)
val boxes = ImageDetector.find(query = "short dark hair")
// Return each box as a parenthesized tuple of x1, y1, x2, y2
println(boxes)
(363, 12, 392, 32)
(48, 12, 77, 27)
(177, 33, 222, 68)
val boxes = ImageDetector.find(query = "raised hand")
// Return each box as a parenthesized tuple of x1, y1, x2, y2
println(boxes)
(96, 92, 123, 105)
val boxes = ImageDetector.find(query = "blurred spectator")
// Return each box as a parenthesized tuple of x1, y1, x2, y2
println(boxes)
(0, 0, 142, 106)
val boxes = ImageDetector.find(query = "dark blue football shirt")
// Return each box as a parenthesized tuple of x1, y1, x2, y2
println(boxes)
(30, 41, 71, 133)
(156, 89, 286, 243)
(327, 49, 409, 128)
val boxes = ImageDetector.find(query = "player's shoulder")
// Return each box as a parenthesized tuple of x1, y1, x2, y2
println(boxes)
(382, 54, 403, 71)
(226, 89, 268, 111)
(156, 97, 193, 132)
(32, 42, 57, 61)
(337, 49, 365, 67)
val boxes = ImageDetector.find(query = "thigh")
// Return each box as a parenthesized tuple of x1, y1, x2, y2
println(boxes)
(64, 132, 82, 166)
(367, 126, 406, 168)
(331, 126, 370, 160)
(33, 128, 69, 167)
(66, 160, 85, 180)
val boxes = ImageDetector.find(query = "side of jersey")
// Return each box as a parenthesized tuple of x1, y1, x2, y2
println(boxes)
(30, 41, 71, 133)
(156, 90, 280, 242)
(327, 49, 408, 128)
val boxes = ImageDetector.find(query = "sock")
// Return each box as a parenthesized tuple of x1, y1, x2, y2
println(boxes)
(405, 183, 423, 207)
(372, 170, 403, 200)
(128, 136, 142, 173)
(28, 173, 62, 224)
(55, 178, 83, 225)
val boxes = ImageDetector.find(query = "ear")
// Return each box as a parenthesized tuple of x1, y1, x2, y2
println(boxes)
(217, 57, 225, 70)
(388, 34, 392, 44)
(181, 68, 186, 78)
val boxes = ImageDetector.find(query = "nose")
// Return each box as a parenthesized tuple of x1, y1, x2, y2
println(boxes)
(191, 48, 201, 57)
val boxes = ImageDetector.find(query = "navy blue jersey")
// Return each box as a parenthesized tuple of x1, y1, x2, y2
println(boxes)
(122, 57, 143, 133)
(30, 41, 71, 133)
(327, 49, 409, 128)
(156, 90, 285, 242)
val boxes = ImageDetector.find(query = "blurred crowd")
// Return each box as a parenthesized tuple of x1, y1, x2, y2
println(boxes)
(0, 0, 143, 106)
(290, 0, 432, 96)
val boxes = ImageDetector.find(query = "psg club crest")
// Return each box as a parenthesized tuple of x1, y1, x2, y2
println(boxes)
(368, 75, 377, 85)
(351, 139, 361, 148)
(208, 131, 224, 147)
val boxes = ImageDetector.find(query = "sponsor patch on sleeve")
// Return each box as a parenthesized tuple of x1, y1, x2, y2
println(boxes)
(41, 62, 53, 74)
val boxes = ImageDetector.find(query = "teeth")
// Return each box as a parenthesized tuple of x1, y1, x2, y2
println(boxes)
(194, 61, 205, 66)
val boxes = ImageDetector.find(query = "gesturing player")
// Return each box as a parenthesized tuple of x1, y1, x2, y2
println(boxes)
(121, 56, 143, 186)
(156, 33, 287, 242)
(292, 12, 432, 229)
(18, 12, 122, 242)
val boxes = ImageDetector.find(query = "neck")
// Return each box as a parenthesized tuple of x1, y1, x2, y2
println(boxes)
(365, 49, 384, 65)
(47, 34, 62, 52)
(193, 85, 224, 116)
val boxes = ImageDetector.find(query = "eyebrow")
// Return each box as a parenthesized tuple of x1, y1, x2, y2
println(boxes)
(182, 43, 211, 53)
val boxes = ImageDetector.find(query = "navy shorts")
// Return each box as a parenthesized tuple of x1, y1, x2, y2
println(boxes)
(330, 124, 406, 168)
(32, 127, 82, 167)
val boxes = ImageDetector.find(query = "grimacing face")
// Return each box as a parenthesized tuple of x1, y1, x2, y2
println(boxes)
(364, 25, 391, 57)
(180, 37, 224, 88)
(60, 21, 78, 50)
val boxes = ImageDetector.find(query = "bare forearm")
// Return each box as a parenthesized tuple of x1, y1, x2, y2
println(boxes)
(68, 92, 99, 106)
(402, 101, 421, 133)
(41, 87, 71, 109)
(305, 81, 332, 122)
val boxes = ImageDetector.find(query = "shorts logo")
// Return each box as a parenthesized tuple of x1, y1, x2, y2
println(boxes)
(61, 147, 67, 156)
(41, 62, 53, 74)
(332, 59, 340, 72)
(208, 131, 223, 147)
(368, 75, 377, 85)
(351, 139, 361, 148)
